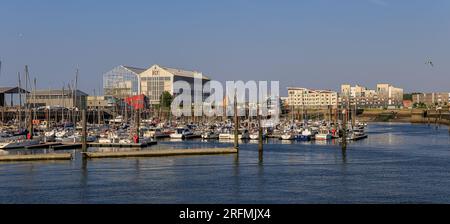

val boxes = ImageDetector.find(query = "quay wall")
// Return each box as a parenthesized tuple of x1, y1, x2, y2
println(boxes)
(357, 109, 450, 126)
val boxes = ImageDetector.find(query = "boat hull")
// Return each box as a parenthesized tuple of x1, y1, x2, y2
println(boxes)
(297, 135, 312, 141)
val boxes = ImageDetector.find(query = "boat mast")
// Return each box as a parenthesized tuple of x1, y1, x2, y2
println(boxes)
(33, 78, 37, 121)
(48, 87, 51, 129)
(24, 66, 30, 125)
(61, 84, 65, 124)
(74, 68, 78, 125)
(18, 72, 22, 130)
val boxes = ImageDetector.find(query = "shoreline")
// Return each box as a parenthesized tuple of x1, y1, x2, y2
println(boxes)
(357, 109, 450, 128)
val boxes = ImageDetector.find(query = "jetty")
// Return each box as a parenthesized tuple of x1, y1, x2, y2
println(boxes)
(83, 147, 237, 159)
(0, 153, 72, 162)
(88, 141, 157, 148)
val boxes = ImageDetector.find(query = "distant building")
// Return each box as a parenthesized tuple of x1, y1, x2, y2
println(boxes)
(412, 92, 450, 107)
(103, 65, 145, 99)
(340, 83, 404, 108)
(87, 96, 116, 109)
(287, 87, 338, 109)
(26, 89, 88, 109)
(103, 64, 211, 105)
(0, 87, 28, 107)
(377, 84, 404, 107)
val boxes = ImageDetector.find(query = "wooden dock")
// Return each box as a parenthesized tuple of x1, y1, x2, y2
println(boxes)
(26, 142, 62, 149)
(83, 147, 237, 159)
(0, 153, 73, 162)
(87, 141, 157, 148)
(22, 141, 159, 151)
(51, 143, 82, 150)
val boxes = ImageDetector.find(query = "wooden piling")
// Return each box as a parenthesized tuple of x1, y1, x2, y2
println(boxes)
(81, 109, 87, 152)
(1, 107, 4, 124)
(234, 91, 239, 151)
(257, 104, 263, 152)
(28, 109, 33, 139)
(342, 109, 348, 149)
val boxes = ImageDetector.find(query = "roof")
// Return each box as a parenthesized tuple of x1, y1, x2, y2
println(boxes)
(287, 87, 337, 94)
(123, 65, 146, 75)
(0, 87, 29, 94)
(159, 65, 210, 80)
(33, 89, 89, 96)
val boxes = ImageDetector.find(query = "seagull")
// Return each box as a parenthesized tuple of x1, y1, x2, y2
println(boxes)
(425, 57, 434, 67)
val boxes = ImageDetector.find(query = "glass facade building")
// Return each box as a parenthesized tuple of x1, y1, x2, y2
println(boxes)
(103, 65, 144, 99)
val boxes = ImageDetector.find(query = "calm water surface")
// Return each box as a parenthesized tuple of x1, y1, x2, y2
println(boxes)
(1, 123, 449, 204)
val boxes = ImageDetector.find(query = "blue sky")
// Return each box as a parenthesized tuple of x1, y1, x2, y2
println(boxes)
(0, 0, 449, 95)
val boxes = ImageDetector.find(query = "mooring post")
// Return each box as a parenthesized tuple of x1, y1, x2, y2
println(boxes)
(258, 103, 263, 153)
(234, 91, 239, 151)
(81, 109, 87, 152)
(1, 107, 4, 125)
(342, 109, 348, 149)
(28, 109, 33, 139)
(45, 108, 49, 129)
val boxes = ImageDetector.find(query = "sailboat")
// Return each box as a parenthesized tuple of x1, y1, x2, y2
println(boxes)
(0, 136, 41, 149)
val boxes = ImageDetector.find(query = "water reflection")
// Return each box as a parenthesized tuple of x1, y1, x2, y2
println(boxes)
(258, 150, 264, 165)
(2, 123, 450, 203)
(341, 148, 347, 165)
(80, 156, 88, 203)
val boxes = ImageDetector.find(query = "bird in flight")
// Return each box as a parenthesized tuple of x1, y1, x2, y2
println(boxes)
(425, 57, 434, 67)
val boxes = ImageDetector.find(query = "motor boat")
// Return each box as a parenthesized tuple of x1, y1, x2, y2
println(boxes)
(170, 128, 194, 139)
(347, 128, 368, 141)
(298, 128, 315, 141)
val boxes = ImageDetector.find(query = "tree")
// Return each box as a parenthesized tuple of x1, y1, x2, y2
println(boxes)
(160, 91, 174, 109)
(403, 93, 413, 101)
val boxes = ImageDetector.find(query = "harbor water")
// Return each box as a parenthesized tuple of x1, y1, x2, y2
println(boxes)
(1, 123, 450, 204)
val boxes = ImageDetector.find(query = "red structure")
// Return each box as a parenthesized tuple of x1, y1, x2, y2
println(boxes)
(403, 100, 413, 109)
(125, 94, 146, 110)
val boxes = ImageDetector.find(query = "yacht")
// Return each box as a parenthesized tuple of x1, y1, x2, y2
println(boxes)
(0, 137, 41, 149)
(170, 128, 194, 139)
(144, 128, 170, 139)
(202, 130, 219, 139)
(298, 128, 315, 141)
(219, 128, 233, 139)
(280, 131, 297, 140)
(347, 128, 368, 141)
(98, 132, 121, 144)
(315, 129, 332, 141)
(249, 130, 267, 140)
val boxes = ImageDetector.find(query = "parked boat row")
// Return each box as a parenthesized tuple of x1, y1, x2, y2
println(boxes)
(0, 116, 369, 150)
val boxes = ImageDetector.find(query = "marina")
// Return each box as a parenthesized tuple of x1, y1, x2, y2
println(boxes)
(1, 0, 450, 207)
(0, 123, 449, 203)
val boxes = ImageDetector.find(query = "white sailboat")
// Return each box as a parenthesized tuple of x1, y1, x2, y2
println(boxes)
(0, 137, 40, 149)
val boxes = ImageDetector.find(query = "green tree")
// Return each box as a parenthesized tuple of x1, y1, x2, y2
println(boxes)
(403, 93, 413, 101)
(160, 91, 174, 109)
